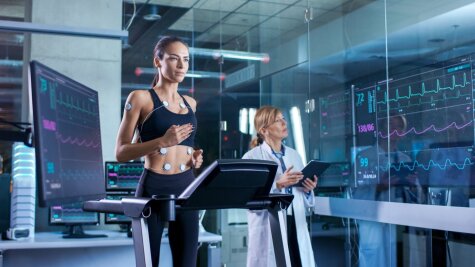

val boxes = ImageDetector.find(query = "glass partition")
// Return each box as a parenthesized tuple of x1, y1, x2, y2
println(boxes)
(4, 1, 475, 266)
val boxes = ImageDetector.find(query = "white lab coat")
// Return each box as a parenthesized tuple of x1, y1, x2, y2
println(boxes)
(243, 141, 316, 267)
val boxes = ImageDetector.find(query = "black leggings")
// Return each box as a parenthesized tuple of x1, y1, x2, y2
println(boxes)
(136, 168, 199, 267)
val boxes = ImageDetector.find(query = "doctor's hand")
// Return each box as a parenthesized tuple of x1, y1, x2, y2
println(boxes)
(275, 165, 303, 190)
(301, 175, 318, 193)
(192, 149, 203, 169)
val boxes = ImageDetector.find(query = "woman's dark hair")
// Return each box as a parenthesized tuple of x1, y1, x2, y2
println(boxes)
(151, 36, 189, 87)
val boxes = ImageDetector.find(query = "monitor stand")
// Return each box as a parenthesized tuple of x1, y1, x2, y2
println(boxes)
(62, 225, 107, 239)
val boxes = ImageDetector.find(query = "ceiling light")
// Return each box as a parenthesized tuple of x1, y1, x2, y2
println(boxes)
(143, 6, 161, 21)
(189, 47, 270, 63)
(134, 67, 225, 80)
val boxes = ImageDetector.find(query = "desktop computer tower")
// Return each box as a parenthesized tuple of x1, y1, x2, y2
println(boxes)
(7, 143, 36, 240)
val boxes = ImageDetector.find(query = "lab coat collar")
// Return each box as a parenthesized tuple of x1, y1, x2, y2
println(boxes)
(262, 140, 286, 156)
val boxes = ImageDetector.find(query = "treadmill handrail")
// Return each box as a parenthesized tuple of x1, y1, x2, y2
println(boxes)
(83, 197, 153, 218)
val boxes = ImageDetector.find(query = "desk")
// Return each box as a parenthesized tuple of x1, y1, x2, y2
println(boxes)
(0, 230, 221, 267)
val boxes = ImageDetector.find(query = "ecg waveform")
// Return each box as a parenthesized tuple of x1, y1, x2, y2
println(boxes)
(377, 73, 470, 104)
(57, 91, 99, 116)
(379, 120, 473, 138)
(378, 89, 471, 113)
(384, 158, 474, 172)
(376, 69, 472, 115)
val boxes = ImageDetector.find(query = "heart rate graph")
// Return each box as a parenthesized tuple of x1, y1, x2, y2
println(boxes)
(376, 64, 471, 115)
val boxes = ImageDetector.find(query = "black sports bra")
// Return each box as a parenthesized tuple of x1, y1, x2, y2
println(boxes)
(138, 89, 196, 147)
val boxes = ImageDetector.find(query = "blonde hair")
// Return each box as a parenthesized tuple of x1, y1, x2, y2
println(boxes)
(249, 106, 281, 148)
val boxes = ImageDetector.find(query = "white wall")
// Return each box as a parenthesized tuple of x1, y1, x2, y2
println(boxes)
(27, 0, 122, 161)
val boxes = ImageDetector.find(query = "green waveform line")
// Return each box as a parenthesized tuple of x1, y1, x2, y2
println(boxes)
(56, 92, 97, 115)
(378, 90, 472, 112)
(377, 73, 470, 104)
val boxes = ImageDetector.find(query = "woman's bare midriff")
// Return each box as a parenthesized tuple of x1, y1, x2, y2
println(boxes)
(144, 145, 193, 174)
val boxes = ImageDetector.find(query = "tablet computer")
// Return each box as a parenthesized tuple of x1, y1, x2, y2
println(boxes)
(294, 160, 331, 187)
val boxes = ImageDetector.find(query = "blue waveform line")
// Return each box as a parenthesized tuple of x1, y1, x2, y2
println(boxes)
(379, 120, 473, 138)
(377, 72, 470, 104)
(382, 158, 474, 172)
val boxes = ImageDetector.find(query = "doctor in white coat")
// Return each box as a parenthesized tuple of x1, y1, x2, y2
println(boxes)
(243, 106, 317, 267)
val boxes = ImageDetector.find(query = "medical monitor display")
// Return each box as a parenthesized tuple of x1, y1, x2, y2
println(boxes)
(30, 61, 105, 207)
(352, 54, 475, 188)
(105, 161, 142, 190)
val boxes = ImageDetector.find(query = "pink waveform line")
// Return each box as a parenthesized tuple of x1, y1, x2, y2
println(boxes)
(108, 173, 118, 177)
(56, 133, 100, 148)
(379, 120, 473, 138)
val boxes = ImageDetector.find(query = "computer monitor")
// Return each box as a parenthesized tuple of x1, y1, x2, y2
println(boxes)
(29, 61, 105, 207)
(50, 201, 105, 238)
(104, 191, 133, 224)
(105, 161, 143, 190)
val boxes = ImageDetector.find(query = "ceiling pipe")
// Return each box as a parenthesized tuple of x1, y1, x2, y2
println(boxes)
(189, 47, 270, 63)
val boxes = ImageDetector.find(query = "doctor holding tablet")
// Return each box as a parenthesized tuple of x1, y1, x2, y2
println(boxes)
(243, 105, 318, 267)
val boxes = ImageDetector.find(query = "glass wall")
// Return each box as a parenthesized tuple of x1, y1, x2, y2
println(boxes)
(2, 1, 475, 266)
(120, 0, 475, 266)
(203, 0, 475, 266)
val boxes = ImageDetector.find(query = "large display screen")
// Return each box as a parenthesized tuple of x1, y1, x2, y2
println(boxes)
(30, 61, 105, 207)
(353, 54, 475, 189)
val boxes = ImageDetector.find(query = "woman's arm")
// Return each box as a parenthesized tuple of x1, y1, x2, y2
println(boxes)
(115, 91, 158, 161)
